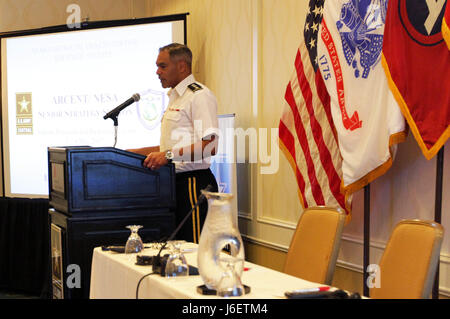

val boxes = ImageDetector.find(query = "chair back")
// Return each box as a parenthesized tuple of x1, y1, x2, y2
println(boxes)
(370, 219, 444, 299)
(284, 206, 346, 285)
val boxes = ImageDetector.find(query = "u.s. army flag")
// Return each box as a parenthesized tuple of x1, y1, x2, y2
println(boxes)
(317, 0, 406, 194)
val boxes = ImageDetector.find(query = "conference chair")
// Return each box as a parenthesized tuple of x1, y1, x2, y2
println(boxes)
(284, 206, 346, 285)
(370, 219, 444, 299)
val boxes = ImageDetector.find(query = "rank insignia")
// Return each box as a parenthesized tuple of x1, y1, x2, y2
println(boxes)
(188, 83, 203, 92)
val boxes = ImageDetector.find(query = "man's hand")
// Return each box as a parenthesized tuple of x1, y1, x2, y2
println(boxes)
(143, 152, 168, 170)
(126, 146, 160, 156)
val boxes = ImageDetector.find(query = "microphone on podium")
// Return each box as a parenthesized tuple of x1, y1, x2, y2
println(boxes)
(152, 184, 214, 275)
(103, 93, 140, 122)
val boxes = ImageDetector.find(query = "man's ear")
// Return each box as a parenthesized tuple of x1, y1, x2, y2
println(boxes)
(177, 60, 188, 74)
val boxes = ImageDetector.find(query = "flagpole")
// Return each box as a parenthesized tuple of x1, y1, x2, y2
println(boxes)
(432, 146, 444, 299)
(363, 184, 370, 297)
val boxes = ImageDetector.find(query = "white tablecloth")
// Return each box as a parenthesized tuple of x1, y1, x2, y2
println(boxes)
(89, 242, 328, 299)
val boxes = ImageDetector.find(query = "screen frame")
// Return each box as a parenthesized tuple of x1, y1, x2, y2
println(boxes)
(0, 13, 189, 198)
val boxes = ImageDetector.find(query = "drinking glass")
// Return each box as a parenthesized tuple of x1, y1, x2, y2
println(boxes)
(216, 256, 244, 297)
(125, 225, 144, 254)
(165, 240, 189, 277)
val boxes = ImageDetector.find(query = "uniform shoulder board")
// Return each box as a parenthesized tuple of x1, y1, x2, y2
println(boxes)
(188, 83, 203, 92)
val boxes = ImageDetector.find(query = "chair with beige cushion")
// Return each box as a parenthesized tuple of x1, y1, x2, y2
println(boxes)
(284, 206, 346, 285)
(370, 219, 444, 299)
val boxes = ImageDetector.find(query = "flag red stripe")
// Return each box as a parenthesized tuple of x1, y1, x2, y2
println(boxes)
(278, 120, 307, 205)
(315, 69, 337, 142)
(294, 50, 346, 208)
(285, 79, 325, 205)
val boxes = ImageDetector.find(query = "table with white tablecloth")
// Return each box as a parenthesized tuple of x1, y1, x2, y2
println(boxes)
(89, 242, 331, 299)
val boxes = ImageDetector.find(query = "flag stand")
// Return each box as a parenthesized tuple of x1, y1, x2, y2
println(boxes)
(363, 184, 370, 297)
(432, 146, 444, 299)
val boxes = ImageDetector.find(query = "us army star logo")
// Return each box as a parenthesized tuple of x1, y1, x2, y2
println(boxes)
(16, 93, 32, 115)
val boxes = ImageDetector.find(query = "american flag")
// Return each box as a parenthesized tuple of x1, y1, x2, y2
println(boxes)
(278, 0, 351, 218)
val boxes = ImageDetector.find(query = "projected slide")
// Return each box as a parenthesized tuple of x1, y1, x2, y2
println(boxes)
(1, 19, 184, 197)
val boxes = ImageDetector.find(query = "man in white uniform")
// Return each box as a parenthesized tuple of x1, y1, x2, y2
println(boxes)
(128, 43, 219, 243)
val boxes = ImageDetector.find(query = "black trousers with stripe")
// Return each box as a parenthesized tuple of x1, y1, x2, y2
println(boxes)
(174, 168, 218, 243)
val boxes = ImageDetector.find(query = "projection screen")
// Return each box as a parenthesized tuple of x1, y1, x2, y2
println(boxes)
(1, 14, 187, 198)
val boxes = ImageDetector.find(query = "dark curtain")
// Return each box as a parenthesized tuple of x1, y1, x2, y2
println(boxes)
(0, 198, 51, 298)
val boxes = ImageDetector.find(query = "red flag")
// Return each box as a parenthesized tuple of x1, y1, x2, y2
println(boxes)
(444, 2, 450, 49)
(382, 0, 450, 160)
(279, 0, 351, 221)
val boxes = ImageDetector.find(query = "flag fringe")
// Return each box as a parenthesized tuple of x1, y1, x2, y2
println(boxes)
(278, 138, 306, 209)
(443, 15, 450, 50)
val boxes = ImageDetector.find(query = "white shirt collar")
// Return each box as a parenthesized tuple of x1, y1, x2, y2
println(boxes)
(168, 74, 196, 98)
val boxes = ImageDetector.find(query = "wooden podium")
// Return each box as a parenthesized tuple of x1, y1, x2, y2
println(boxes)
(48, 146, 176, 299)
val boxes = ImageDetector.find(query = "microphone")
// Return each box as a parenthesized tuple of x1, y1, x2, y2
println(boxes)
(152, 184, 214, 275)
(103, 93, 140, 121)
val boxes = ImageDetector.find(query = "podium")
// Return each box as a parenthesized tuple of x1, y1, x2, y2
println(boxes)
(48, 146, 176, 299)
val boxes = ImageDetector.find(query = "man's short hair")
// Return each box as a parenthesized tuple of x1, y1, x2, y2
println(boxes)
(159, 43, 192, 68)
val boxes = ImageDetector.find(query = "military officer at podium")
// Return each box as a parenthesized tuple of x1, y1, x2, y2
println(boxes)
(128, 43, 219, 244)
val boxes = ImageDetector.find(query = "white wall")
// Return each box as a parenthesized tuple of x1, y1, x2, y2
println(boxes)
(0, 0, 149, 32)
